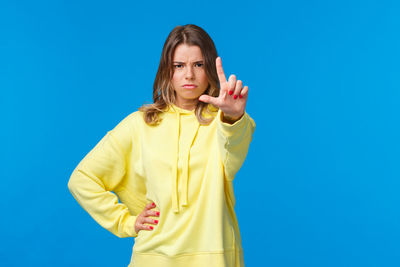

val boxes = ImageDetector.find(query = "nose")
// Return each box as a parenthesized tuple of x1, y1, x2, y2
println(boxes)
(185, 66, 194, 79)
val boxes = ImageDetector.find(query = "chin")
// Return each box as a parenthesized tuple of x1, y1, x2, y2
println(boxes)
(180, 92, 202, 99)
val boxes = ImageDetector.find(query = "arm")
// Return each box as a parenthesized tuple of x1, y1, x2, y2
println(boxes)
(67, 115, 138, 238)
(217, 109, 256, 181)
(198, 56, 256, 180)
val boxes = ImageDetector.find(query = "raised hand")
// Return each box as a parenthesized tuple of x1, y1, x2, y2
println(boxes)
(198, 57, 249, 122)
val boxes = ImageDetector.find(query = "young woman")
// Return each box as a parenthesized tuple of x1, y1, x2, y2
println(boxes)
(68, 24, 256, 267)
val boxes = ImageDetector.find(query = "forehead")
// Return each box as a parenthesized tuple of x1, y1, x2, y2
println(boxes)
(172, 44, 204, 61)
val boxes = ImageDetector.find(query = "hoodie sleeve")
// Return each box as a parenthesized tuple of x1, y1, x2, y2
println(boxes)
(67, 114, 138, 238)
(216, 109, 256, 182)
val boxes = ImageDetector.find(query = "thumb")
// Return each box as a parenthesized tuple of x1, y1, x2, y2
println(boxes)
(199, 94, 219, 106)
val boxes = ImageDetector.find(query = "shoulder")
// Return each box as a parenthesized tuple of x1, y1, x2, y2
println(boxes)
(109, 109, 147, 136)
(118, 109, 147, 125)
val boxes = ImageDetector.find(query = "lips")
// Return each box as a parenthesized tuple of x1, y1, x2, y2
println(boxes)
(183, 84, 197, 89)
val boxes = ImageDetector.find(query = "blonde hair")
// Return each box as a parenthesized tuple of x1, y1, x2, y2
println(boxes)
(138, 24, 220, 125)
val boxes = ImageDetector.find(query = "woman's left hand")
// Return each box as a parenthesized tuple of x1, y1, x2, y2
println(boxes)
(198, 57, 249, 123)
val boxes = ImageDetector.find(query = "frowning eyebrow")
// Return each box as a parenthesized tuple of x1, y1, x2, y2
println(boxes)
(173, 61, 204, 64)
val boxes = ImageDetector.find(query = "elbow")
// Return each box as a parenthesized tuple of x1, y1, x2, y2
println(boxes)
(67, 170, 79, 195)
(67, 177, 74, 193)
(224, 167, 237, 182)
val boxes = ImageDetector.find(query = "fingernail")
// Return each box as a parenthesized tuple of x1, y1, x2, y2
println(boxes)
(156, 212, 160, 216)
(152, 202, 155, 206)
(229, 90, 233, 95)
(155, 220, 159, 224)
(239, 94, 243, 98)
(150, 226, 153, 230)
(233, 95, 238, 99)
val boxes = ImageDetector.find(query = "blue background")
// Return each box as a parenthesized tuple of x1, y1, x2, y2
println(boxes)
(1, 0, 399, 266)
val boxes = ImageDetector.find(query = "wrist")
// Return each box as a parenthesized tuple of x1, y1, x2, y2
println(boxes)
(221, 112, 244, 124)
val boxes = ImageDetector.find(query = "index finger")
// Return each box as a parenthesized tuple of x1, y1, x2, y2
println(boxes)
(216, 57, 227, 84)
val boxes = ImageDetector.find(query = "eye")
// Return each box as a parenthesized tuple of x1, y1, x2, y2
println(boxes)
(195, 63, 204, 67)
(174, 64, 183, 69)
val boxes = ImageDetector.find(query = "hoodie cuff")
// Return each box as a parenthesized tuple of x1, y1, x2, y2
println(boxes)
(125, 215, 139, 238)
(217, 109, 249, 138)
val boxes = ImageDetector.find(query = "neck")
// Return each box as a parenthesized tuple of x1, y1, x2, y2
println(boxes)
(174, 99, 197, 111)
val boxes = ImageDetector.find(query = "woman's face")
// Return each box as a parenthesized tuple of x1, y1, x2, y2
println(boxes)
(171, 44, 209, 110)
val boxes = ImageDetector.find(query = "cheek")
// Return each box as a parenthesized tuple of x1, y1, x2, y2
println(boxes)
(201, 75, 209, 87)
(171, 73, 181, 87)
(197, 71, 208, 84)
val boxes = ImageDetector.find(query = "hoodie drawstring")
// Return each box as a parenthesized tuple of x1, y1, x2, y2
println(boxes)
(170, 105, 200, 213)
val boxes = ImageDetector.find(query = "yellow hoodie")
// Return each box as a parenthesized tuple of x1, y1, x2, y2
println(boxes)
(68, 103, 256, 267)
